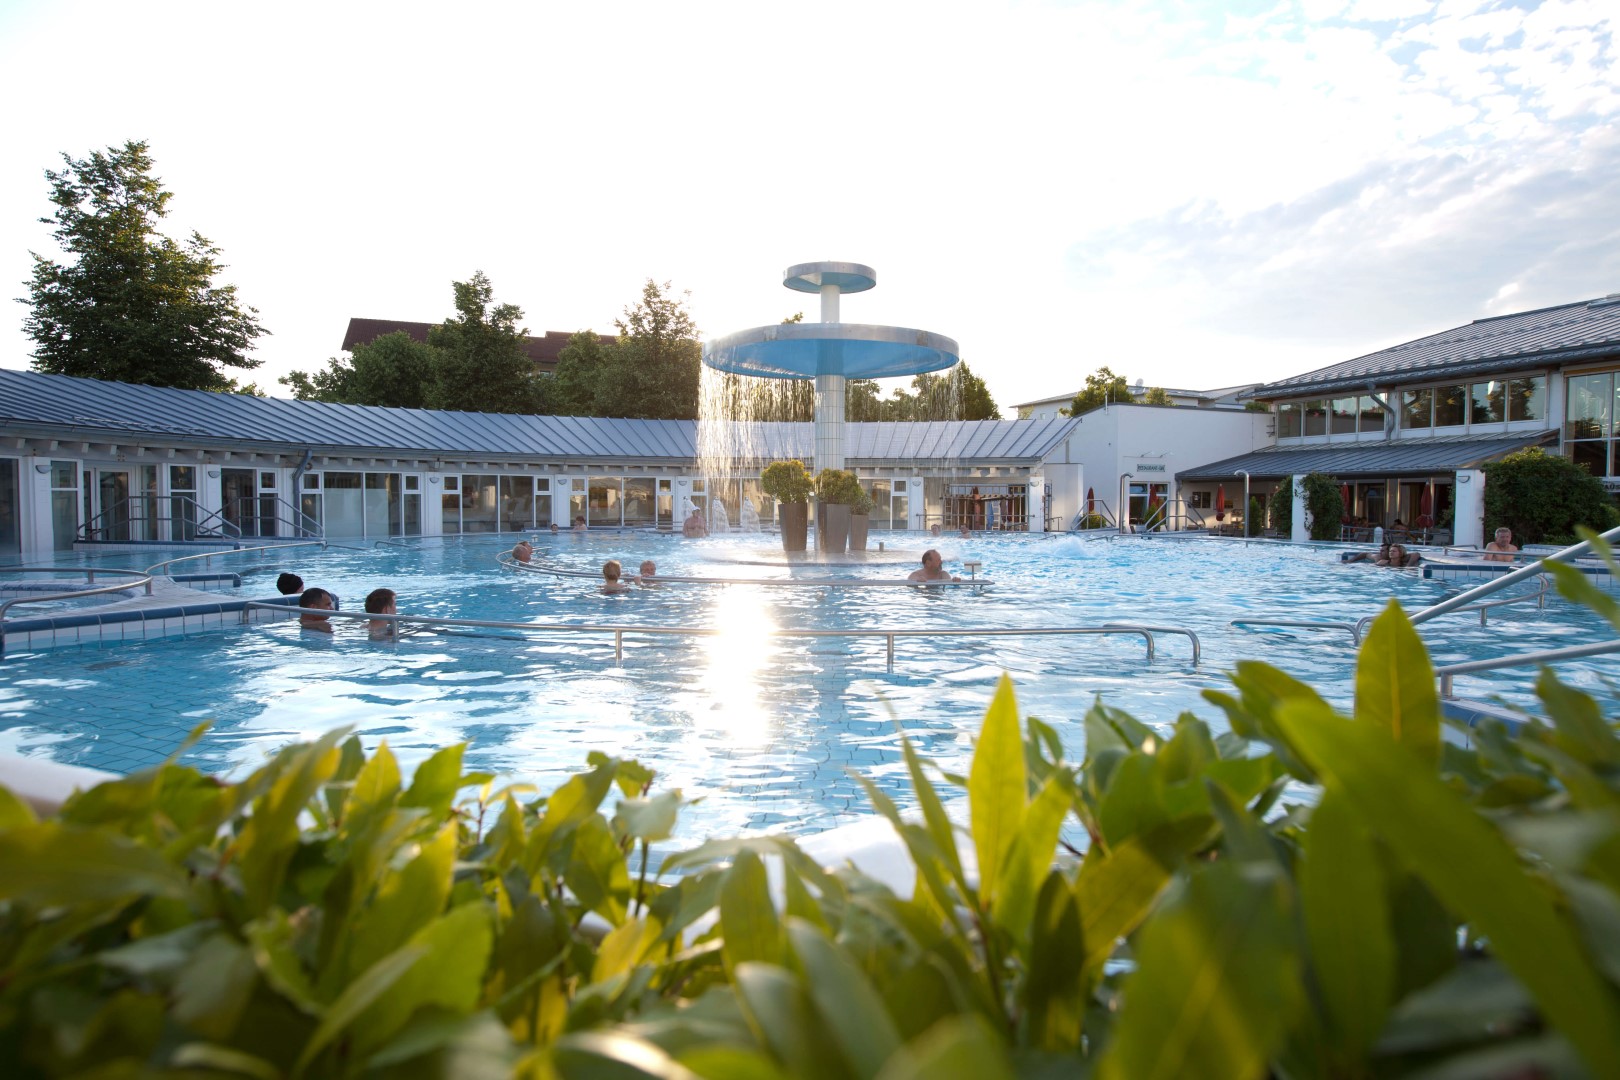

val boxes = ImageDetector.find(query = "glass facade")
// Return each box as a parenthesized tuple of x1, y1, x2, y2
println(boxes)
(0, 459, 18, 558)
(1567, 370, 1620, 477)
(1279, 376, 1546, 440)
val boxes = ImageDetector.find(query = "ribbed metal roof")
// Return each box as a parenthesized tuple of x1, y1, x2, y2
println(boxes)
(0, 369, 1076, 466)
(1252, 295, 1620, 400)
(1178, 431, 1556, 481)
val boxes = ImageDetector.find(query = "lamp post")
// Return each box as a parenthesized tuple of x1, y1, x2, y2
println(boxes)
(1237, 470, 1250, 538)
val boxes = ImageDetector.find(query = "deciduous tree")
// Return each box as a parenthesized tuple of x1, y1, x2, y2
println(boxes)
(426, 272, 545, 414)
(280, 332, 435, 409)
(592, 280, 702, 419)
(1484, 447, 1619, 544)
(1066, 366, 1136, 416)
(22, 140, 266, 391)
(1141, 386, 1175, 407)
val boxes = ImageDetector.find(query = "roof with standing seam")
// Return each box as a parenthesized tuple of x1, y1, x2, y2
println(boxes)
(0, 368, 1078, 465)
(1250, 294, 1620, 400)
(1177, 430, 1556, 481)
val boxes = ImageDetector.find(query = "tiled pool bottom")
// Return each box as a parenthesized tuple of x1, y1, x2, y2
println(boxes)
(2, 535, 1614, 840)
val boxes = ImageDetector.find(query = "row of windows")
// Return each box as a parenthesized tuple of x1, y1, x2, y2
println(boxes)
(1277, 377, 1547, 438)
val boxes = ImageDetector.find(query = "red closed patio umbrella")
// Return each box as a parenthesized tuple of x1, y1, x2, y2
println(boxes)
(1418, 482, 1434, 528)
(1341, 482, 1352, 523)
(1214, 483, 1226, 522)
(1086, 487, 1095, 514)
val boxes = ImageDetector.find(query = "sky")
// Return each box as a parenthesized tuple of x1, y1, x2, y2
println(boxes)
(1, 0, 1616, 412)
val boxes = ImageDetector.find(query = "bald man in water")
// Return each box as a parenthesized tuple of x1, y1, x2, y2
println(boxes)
(908, 549, 960, 583)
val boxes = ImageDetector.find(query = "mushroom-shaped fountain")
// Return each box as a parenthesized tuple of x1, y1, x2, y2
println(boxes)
(703, 262, 960, 472)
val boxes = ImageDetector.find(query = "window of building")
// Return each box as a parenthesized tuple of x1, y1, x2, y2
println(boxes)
(1505, 375, 1546, 422)
(51, 460, 79, 550)
(1402, 388, 1434, 430)
(0, 459, 18, 557)
(1358, 396, 1383, 433)
(1302, 400, 1327, 437)
(1277, 402, 1301, 438)
(1188, 490, 1212, 509)
(1433, 384, 1466, 427)
(1330, 397, 1358, 434)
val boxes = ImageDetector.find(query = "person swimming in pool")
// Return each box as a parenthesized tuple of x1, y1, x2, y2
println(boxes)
(601, 559, 633, 594)
(907, 549, 960, 583)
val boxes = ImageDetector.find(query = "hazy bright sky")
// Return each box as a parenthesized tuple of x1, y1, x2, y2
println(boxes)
(2, 0, 1616, 411)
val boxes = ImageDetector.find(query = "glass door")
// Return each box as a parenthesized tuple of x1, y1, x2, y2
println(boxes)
(92, 468, 132, 541)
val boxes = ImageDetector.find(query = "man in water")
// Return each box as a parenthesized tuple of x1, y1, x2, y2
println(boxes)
(683, 508, 707, 538)
(929, 523, 942, 537)
(365, 588, 397, 638)
(277, 572, 304, 595)
(298, 588, 336, 632)
(636, 559, 658, 586)
(908, 549, 960, 583)
(512, 539, 533, 563)
(1484, 526, 1519, 562)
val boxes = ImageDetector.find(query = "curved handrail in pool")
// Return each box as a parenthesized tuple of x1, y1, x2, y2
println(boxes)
(242, 602, 1198, 670)
(502, 555, 995, 588)
(0, 566, 156, 620)
(145, 540, 331, 578)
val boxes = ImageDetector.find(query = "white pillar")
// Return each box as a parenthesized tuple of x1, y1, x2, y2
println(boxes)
(820, 283, 840, 324)
(1291, 474, 1310, 544)
(1453, 469, 1485, 548)
(24, 456, 55, 560)
(814, 372, 846, 473)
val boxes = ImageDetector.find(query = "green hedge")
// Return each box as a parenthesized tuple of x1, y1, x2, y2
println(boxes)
(4, 539, 1620, 1077)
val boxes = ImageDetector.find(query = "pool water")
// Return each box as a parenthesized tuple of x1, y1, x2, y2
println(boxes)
(0, 534, 1611, 840)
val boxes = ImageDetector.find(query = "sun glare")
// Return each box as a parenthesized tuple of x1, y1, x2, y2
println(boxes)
(694, 587, 777, 741)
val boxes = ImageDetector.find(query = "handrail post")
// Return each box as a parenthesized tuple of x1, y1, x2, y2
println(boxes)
(1440, 673, 1453, 699)
(615, 630, 623, 664)
(886, 634, 894, 673)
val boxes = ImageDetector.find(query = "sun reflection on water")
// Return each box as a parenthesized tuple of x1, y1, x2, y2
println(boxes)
(693, 586, 778, 743)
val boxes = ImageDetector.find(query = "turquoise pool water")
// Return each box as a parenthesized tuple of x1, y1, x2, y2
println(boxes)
(0, 534, 1611, 840)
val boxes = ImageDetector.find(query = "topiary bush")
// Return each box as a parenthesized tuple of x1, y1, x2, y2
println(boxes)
(1484, 446, 1619, 544)
(760, 459, 814, 504)
(6, 538, 1620, 1077)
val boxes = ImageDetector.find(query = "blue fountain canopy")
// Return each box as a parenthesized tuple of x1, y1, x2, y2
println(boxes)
(703, 323, 960, 380)
(782, 261, 877, 294)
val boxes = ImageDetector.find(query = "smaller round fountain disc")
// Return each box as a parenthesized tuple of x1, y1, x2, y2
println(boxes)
(782, 261, 877, 294)
(703, 322, 960, 380)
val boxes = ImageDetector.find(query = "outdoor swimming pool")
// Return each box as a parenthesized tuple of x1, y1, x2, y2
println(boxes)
(0, 534, 1611, 840)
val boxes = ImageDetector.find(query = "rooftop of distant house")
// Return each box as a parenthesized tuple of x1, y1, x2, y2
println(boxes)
(1012, 383, 1260, 412)
(341, 319, 615, 374)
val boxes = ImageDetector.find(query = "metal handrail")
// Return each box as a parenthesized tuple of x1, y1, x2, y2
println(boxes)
(244, 603, 1199, 671)
(146, 540, 330, 577)
(79, 494, 242, 542)
(1408, 524, 1620, 627)
(0, 566, 155, 620)
(510, 557, 996, 588)
(1436, 639, 1620, 699)
(218, 494, 323, 540)
(1236, 576, 1557, 646)
(1231, 618, 1364, 645)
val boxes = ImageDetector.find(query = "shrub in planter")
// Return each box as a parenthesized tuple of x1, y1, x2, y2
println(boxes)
(848, 483, 876, 551)
(815, 468, 860, 553)
(6, 537, 1620, 1077)
(761, 459, 813, 551)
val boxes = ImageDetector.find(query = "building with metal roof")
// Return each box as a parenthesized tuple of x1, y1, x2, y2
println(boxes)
(1179, 292, 1620, 546)
(0, 368, 1080, 560)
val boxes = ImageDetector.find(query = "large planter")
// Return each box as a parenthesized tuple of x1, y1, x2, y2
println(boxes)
(820, 504, 851, 554)
(847, 511, 870, 552)
(778, 502, 809, 552)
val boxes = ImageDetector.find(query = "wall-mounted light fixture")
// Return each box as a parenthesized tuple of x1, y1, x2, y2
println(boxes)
(34, 463, 50, 474)
(207, 469, 221, 479)
(429, 475, 441, 485)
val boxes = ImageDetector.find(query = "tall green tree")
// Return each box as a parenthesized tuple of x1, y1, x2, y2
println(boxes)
(593, 279, 702, 419)
(1066, 366, 1136, 416)
(426, 271, 545, 414)
(547, 329, 609, 416)
(21, 140, 267, 391)
(280, 332, 435, 409)
(1141, 386, 1175, 407)
(955, 362, 1001, 420)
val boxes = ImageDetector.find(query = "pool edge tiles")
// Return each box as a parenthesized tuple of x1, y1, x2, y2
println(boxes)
(1, 587, 299, 654)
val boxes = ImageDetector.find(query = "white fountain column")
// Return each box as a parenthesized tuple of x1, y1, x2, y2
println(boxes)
(814, 282, 846, 472)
